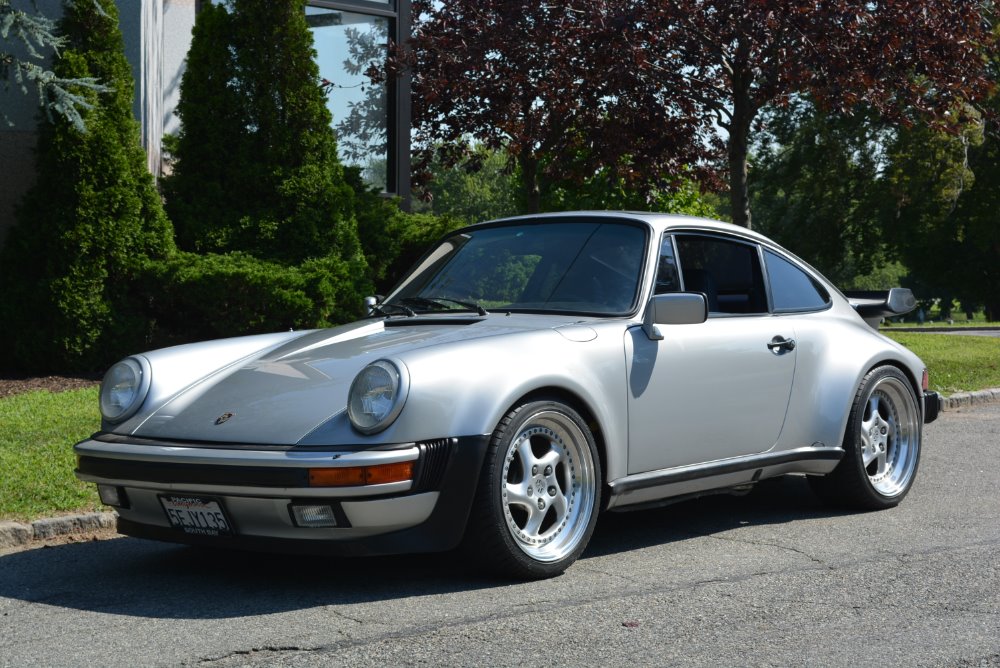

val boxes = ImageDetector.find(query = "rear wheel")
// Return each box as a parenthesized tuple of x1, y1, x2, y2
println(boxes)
(810, 366, 921, 509)
(464, 399, 600, 579)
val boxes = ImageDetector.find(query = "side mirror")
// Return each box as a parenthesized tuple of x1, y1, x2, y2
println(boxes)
(642, 292, 708, 341)
(363, 295, 381, 315)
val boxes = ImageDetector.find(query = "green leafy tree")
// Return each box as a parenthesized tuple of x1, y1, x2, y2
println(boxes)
(952, 116, 1000, 321)
(392, 0, 708, 214)
(1, 0, 106, 130)
(394, 0, 994, 227)
(751, 99, 893, 284)
(883, 107, 1000, 319)
(348, 165, 462, 293)
(163, 0, 363, 268)
(416, 143, 719, 224)
(540, 163, 719, 219)
(416, 146, 521, 224)
(880, 114, 981, 299)
(0, 0, 173, 372)
(639, 0, 995, 229)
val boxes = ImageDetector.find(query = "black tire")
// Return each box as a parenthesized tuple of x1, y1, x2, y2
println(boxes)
(810, 365, 922, 510)
(463, 399, 601, 579)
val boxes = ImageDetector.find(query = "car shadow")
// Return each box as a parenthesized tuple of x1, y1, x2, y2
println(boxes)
(585, 474, 849, 557)
(0, 476, 846, 620)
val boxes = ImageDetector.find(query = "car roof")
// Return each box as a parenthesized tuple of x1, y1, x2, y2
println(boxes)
(478, 211, 776, 247)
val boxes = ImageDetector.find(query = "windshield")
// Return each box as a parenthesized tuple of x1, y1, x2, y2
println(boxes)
(385, 220, 648, 315)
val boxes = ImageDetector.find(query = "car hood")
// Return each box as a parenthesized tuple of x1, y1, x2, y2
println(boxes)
(132, 314, 596, 445)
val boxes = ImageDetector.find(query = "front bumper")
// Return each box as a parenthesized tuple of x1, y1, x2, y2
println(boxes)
(74, 433, 490, 556)
(923, 391, 941, 424)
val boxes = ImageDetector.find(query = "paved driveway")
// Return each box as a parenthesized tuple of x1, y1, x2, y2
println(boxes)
(1, 404, 998, 667)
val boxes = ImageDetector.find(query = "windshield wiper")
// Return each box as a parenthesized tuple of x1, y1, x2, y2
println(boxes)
(372, 302, 416, 317)
(399, 296, 488, 316)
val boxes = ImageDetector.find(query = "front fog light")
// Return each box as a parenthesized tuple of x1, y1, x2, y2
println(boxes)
(98, 484, 128, 508)
(291, 504, 339, 528)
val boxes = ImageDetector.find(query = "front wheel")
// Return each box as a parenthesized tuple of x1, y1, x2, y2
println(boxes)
(464, 399, 601, 579)
(810, 365, 922, 509)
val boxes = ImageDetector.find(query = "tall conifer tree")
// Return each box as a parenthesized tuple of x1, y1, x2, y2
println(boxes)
(0, 0, 173, 372)
(164, 0, 362, 266)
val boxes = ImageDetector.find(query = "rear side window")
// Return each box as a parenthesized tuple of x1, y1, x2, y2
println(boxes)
(764, 250, 830, 312)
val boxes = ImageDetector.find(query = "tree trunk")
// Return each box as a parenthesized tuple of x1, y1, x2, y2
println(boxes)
(520, 153, 541, 214)
(728, 88, 755, 229)
(986, 300, 1000, 323)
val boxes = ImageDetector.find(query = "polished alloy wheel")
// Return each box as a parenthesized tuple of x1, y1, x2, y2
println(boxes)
(500, 410, 597, 563)
(858, 374, 920, 498)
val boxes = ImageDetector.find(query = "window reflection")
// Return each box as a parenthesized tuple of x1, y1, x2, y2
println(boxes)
(306, 7, 389, 191)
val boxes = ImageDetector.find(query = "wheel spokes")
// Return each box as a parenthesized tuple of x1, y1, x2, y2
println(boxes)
(506, 431, 574, 542)
(505, 480, 533, 509)
(498, 410, 597, 562)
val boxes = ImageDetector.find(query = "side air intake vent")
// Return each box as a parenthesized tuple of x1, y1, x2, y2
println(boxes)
(414, 438, 453, 491)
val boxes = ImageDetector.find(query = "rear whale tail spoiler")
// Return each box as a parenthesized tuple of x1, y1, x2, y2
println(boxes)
(844, 288, 917, 329)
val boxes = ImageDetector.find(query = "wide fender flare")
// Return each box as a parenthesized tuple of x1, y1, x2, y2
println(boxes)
(776, 316, 924, 452)
(389, 328, 630, 479)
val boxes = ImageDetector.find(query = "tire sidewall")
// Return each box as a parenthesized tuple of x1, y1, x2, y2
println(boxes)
(482, 399, 602, 578)
(844, 366, 922, 508)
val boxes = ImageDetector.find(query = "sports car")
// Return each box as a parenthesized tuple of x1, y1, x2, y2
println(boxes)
(75, 212, 940, 578)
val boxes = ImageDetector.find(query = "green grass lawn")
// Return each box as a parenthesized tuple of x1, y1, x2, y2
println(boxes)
(885, 332, 1000, 395)
(0, 387, 102, 521)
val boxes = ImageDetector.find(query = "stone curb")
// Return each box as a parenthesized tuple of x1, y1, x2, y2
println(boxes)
(0, 511, 117, 551)
(1, 388, 998, 552)
(882, 326, 1000, 333)
(941, 388, 1000, 412)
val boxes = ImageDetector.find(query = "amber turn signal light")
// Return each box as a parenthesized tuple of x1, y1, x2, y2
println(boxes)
(308, 461, 414, 487)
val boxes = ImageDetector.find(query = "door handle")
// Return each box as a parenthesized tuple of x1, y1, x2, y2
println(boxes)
(767, 336, 796, 353)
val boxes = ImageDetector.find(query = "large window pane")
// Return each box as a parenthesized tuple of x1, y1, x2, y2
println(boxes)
(387, 222, 647, 315)
(307, 7, 389, 191)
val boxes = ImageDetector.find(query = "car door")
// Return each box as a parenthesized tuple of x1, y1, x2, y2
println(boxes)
(626, 232, 796, 474)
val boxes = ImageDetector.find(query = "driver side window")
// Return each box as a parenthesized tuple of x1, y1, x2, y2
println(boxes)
(661, 234, 767, 315)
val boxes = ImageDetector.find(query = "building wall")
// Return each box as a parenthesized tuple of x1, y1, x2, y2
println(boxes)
(0, 0, 196, 249)
(0, 0, 63, 249)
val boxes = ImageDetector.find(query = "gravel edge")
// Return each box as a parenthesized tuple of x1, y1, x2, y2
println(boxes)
(1, 388, 997, 553)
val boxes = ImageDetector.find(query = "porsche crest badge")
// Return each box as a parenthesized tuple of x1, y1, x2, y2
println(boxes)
(214, 412, 234, 425)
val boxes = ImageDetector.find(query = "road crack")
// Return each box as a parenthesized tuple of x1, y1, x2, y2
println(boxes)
(198, 646, 315, 665)
(698, 532, 833, 569)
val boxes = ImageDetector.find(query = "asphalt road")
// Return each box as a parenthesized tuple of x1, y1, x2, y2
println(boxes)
(2, 404, 998, 667)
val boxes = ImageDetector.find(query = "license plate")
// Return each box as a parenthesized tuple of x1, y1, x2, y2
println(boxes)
(159, 495, 233, 536)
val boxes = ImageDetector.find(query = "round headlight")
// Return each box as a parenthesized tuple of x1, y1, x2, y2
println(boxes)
(347, 359, 409, 434)
(99, 358, 149, 422)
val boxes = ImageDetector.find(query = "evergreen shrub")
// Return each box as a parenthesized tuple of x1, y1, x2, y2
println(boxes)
(162, 0, 360, 265)
(0, 0, 174, 373)
(133, 251, 367, 346)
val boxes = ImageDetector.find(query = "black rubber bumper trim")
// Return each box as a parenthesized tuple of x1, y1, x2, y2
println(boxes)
(78, 456, 310, 487)
(113, 434, 491, 557)
(923, 391, 941, 424)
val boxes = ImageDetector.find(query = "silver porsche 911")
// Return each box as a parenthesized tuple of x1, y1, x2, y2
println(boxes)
(75, 212, 940, 578)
